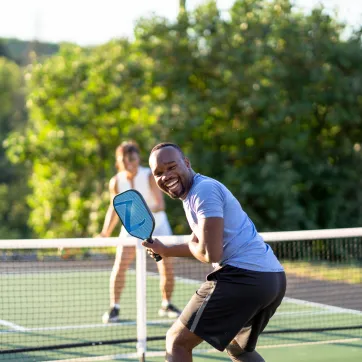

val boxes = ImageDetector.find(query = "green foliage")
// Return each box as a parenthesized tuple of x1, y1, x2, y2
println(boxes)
(134, 0, 362, 231)
(6, 40, 165, 237)
(5, 0, 362, 238)
(0, 57, 31, 238)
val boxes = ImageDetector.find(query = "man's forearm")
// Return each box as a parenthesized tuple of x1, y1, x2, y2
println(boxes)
(162, 241, 210, 263)
(163, 243, 193, 258)
(188, 241, 211, 263)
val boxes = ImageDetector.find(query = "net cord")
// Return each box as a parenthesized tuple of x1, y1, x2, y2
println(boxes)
(1, 228, 362, 249)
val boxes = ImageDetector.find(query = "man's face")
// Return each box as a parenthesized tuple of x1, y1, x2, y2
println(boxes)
(149, 147, 192, 200)
(116, 152, 140, 176)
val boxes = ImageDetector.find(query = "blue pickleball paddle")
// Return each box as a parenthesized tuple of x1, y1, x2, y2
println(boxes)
(113, 189, 162, 262)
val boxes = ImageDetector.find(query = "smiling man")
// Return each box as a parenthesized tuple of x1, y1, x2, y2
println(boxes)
(143, 142, 286, 362)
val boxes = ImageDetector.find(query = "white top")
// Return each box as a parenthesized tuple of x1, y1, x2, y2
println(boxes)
(117, 166, 172, 237)
(116, 166, 156, 210)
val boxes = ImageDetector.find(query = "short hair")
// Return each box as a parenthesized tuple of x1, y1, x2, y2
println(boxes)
(115, 140, 140, 158)
(150, 142, 185, 157)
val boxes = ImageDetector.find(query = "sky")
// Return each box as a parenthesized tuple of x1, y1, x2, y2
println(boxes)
(1, 0, 361, 45)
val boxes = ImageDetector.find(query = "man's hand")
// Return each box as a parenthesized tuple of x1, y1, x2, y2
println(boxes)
(142, 238, 168, 259)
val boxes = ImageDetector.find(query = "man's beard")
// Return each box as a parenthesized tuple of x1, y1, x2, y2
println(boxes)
(164, 184, 185, 200)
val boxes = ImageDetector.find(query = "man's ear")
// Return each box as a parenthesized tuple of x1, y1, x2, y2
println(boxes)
(184, 157, 191, 168)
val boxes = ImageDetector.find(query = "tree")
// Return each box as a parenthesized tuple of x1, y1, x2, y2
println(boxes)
(179, 0, 186, 12)
(6, 41, 164, 237)
(134, 0, 362, 231)
(0, 57, 30, 238)
(6, 0, 362, 237)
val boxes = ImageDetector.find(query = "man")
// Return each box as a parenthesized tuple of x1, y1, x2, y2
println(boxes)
(143, 142, 286, 362)
(99, 140, 181, 323)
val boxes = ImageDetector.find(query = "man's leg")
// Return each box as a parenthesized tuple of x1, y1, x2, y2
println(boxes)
(226, 328, 265, 362)
(226, 341, 264, 362)
(110, 246, 136, 306)
(165, 319, 203, 362)
(227, 349, 265, 362)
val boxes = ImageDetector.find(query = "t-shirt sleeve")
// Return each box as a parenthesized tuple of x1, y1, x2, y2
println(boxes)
(193, 181, 224, 219)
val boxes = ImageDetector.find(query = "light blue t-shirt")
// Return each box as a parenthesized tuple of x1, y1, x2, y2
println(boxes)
(183, 174, 284, 272)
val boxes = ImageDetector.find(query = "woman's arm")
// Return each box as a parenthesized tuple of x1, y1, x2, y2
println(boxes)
(98, 176, 119, 237)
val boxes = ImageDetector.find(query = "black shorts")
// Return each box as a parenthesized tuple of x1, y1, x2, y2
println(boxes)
(179, 265, 286, 352)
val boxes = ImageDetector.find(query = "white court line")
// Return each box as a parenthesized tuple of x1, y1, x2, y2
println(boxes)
(4, 268, 361, 316)
(151, 272, 362, 316)
(0, 319, 26, 331)
(44, 338, 362, 362)
(3, 307, 361, 335)
(258, 338, 362, 349)
(284, 297, 362, 316)
(0, 319, 175, 334)
(276, 310, 354, 317)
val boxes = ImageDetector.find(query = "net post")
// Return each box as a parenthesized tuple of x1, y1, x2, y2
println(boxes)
(136, 238, 147, 361)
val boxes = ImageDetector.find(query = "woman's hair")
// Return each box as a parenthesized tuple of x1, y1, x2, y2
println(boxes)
(115, 140, 140, 159)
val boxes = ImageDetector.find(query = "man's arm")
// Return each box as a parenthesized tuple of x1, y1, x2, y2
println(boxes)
(143, 221, 223, 264)
(188, 217, 223, 263)
(98, 176, 119, 237)
(143, 234, 194, 258)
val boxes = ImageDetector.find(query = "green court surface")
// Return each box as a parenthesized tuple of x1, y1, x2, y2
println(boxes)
(84, 340, 362, 362)
(1, 265, 361, 361)
(143, 339, 362, 361)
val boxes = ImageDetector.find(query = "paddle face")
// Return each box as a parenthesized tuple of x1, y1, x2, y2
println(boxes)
(113, 189, 162, 261)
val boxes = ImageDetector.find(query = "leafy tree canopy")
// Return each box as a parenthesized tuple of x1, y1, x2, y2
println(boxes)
(0, 57, 30, 238)
(6, 0, 362, 237)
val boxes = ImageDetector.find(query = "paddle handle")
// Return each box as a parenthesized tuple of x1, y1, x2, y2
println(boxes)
(146, 238, 162, 262)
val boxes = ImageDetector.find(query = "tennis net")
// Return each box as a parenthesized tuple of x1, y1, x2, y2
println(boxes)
(0, 228, 361, 361)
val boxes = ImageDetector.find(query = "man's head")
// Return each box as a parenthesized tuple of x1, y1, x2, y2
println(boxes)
(149, 143, 194, 200)
(115, 140, 140, 176)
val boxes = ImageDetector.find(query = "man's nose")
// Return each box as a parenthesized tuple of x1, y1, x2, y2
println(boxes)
(161, 172, 172, 182)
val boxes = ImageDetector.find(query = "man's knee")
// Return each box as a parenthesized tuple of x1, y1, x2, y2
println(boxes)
(226, 343, 265, 362)
(240, 351, 265, 362)
(166, 320, 201, 353)
(165, 323, 180, 350)
(226, 340, 244, 359)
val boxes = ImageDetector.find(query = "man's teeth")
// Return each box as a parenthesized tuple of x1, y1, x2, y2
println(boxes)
(166, 180, 178, 188)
